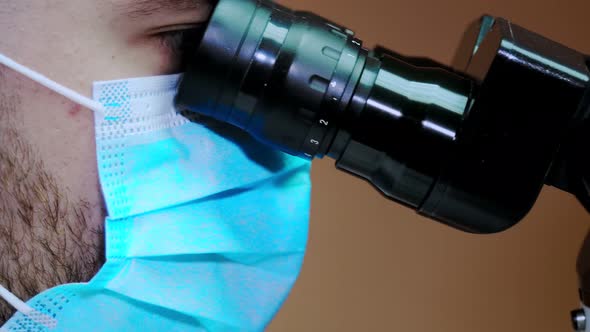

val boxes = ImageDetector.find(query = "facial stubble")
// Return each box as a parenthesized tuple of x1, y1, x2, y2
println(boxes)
(0, 73, 105, 324)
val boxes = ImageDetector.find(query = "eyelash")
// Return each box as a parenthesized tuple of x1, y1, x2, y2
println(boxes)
(157, 30, 187, 53)
(156, 25, 205, 54)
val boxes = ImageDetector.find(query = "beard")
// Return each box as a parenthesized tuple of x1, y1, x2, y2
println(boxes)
(0, 71, 105, 324)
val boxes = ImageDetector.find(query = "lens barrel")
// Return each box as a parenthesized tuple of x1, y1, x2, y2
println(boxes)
(176, 1, 588, 233)
(176, 0, 472, 208)
(176, 0, 368, 159)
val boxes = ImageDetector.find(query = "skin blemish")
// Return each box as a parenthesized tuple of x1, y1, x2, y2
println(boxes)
(68, 104, 82, 117)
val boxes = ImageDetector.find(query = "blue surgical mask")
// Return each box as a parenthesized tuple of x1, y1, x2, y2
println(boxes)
(0, 55, 312, 331)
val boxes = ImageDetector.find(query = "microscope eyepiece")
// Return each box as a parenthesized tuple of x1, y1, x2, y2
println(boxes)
(176, 0, 590, 233)
(176, 0, 372, 159)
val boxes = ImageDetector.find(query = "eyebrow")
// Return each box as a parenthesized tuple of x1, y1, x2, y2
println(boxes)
(122, 0, 209, 19)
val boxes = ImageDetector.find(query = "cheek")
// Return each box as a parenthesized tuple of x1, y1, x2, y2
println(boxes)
(24, 90, 95, 160)
(2, 68, 103, 216)
(98, 43, 183, 79)
(155, 45, 183, 74)
(9, 71, 98, 174)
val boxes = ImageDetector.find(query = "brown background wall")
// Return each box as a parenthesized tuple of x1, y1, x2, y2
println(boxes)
(266, 0, 590, 331)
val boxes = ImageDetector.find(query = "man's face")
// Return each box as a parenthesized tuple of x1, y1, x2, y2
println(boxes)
(0, 0, 212, 322)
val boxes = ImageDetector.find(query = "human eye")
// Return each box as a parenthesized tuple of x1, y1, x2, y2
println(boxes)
(151, 24, 206, 72)
(154, 24, 204, 54)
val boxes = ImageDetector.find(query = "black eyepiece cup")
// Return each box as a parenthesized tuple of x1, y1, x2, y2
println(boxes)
(176, 0, 366, 159)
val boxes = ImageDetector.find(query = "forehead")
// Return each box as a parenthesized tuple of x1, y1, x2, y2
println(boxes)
(0, 0, 208, 19)
(114, 0, 206, 17)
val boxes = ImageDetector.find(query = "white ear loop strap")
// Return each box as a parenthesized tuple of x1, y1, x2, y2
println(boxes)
(0, 283, 33, 316)
(0, 283, 58, 329)
(0, 53, 105, 114)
